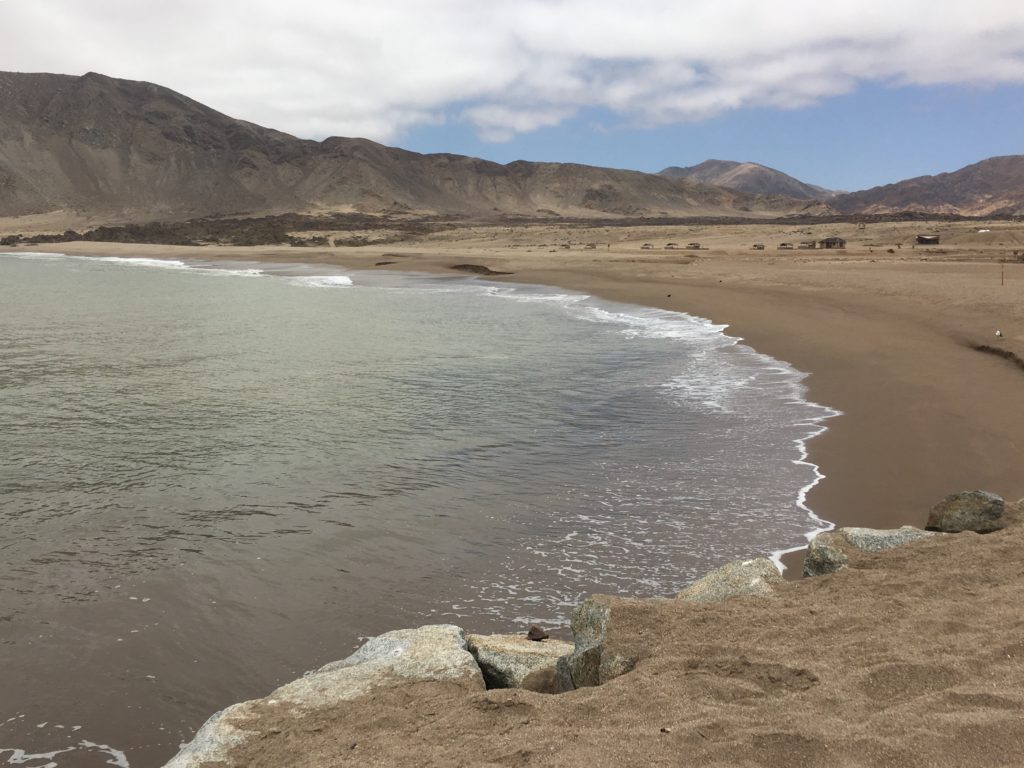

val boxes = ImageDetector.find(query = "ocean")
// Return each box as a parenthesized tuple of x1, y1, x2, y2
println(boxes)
(0, 252, 836, 766)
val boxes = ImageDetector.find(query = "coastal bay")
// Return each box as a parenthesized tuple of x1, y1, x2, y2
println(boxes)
(3, 217, 1023, 766)
(47, 217, 1024, 538)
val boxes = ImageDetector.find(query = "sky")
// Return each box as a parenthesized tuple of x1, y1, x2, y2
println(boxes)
(2, 0, 1023, 191)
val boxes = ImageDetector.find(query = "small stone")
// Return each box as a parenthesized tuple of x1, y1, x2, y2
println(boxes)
(526, 625, 549, 642)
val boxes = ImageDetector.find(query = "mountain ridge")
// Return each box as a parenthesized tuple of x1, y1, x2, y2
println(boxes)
(0, 71, 827, 222)
(829, 156, 1024, 217)
(1, 71, 1021, 222)
(660, 159, 839, 201)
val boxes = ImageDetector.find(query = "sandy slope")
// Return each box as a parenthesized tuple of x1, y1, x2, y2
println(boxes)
(195, 506, 1024, 768)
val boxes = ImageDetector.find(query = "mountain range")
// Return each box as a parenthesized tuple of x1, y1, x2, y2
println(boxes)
(0, 71, 1021, 223)
(659, 160, 839, 201)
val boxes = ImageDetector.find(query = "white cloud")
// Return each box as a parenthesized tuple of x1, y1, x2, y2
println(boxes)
(1, 0, 1023, 142)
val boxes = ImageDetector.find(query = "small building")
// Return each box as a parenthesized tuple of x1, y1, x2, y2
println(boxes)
(752, 243, 766, 250)
(778, 242, 795, 250)
(798, 240, 817, 250)
(665, 243, 679, 249)
(916, 235, 940, 245)
(819, 236, 847, 249)
(641, 243, 654, 250)
(686, 242, 702, 250)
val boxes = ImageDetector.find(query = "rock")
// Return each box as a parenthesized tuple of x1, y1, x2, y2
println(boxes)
(804, 526, 937, 577)
(926, 491, 1005, 533)
(164, 625, 482, 767)
(520, 665, 574, 694)
(527, 624, 549, 642)
(803, 532, 852, 577)
(677, 558, 782, 603)
(467, 633, 574, 690)
(566, 596, 638, 688)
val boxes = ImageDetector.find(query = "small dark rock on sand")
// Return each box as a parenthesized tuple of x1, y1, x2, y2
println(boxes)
(450, 264, 514, 276)
(527, 625, 550, 642)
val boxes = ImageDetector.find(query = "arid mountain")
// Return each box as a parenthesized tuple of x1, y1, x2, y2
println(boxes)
(829, 156, 1024, 216)
(0, 71, 828, 222)
(660, 160, 838, 201)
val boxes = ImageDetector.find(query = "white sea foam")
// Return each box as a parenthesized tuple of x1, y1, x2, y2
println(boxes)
(0, 251, 74, 260)
(287, 275, 354, 288)
(92, 257, 189, 270)
(471, 276, 843, 584)
(0, 251, 264, 278)
(195, 267, 265, 278)
(0, 741, 130, 768)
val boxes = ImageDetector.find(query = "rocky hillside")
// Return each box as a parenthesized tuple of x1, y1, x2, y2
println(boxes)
(830, 156, 1024, 216)
(0, 71, 825, 222)
(660, 159, 837, 201)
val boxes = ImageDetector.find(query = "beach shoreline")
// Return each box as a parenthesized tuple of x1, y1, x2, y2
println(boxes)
(5, 221, 1024, 767)
(23, 223, 1023, 572)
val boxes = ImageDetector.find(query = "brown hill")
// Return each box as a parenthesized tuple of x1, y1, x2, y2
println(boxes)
(0, 71, 827, 222)
(831, 156, 1024, 216)
(660, 159, 838, 201)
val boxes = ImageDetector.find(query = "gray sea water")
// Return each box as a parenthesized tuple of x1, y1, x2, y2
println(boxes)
(0, 252, 836, 767)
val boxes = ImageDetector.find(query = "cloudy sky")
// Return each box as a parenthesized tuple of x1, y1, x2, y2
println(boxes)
(2, 0, 1023, 190)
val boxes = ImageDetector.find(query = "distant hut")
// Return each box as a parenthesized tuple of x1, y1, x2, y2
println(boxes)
(641, 243, 654, 250)
(778, 242, 795, 250)
(916, 234, 940, 245)
(752, 243, 766, 250)
(798, 240, 817, 250)
(665, 243, 679, 249)
(819, 236, 847, 249)
(686, 242, 702, 250)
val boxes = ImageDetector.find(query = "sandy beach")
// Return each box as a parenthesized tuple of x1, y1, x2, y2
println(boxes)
(6, 218, 1024, 766)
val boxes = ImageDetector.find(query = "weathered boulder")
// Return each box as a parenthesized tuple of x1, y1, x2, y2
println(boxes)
(164, 625, 483, 767)
(804, 526, 936, 577)
(926, 491, 1005, 533)
(677, 558, 782, 603)
(565, 596, 638, 688)
(466, 633, 574, 691)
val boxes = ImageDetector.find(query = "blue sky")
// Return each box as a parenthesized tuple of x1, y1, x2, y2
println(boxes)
(400, 83, 1024, 192)
(2, 0, 1023, 193)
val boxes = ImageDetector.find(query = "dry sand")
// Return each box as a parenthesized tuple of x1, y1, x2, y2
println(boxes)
(205, 506, 1024, 768)
(6, 218, 1024, 766)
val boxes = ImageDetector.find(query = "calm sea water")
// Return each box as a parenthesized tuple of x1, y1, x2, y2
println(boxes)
(0, 252, 835, 767)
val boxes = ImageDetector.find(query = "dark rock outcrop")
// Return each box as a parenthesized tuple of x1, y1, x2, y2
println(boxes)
(926, 491, 1006, 533)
